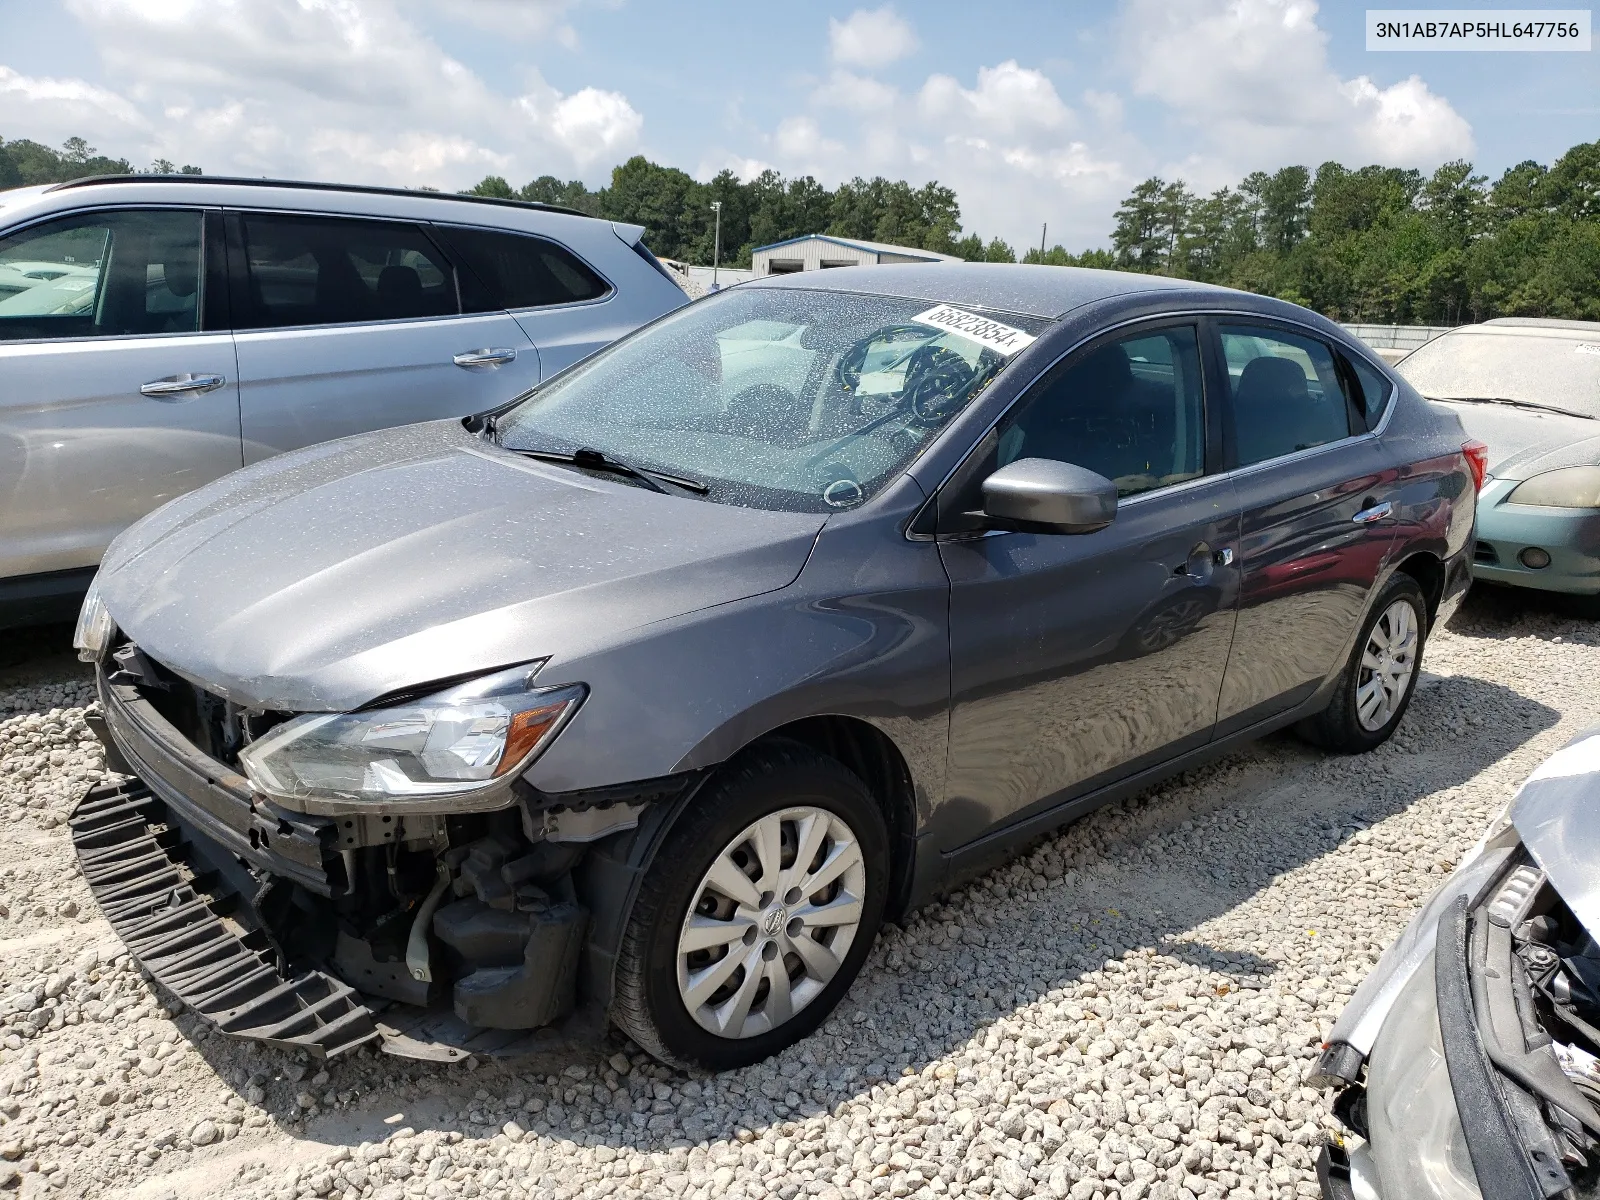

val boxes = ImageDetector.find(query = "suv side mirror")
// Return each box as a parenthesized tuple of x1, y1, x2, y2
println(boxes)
(980, 458, 1117, 534)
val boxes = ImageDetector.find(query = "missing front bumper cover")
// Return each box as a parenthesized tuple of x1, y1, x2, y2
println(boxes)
(69, 779, 595, 1062)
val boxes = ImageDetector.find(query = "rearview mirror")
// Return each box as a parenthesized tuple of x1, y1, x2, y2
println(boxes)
(980, 458, 1117, 534)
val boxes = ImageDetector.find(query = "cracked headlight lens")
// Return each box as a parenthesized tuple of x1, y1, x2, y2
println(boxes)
(1366, 951, 1480, 1200)
(239, 665, 584, 807)
(73, 574, 111, 663)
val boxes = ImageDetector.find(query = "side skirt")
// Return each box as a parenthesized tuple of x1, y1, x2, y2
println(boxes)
(910, 684, 1339, 909)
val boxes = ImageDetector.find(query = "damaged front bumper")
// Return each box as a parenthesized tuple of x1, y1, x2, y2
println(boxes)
(1318, 850, 1600, 1199)
(73, 647, 690, 1060)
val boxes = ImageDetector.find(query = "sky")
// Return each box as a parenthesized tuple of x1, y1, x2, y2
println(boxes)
(0, 0, 1595, 252)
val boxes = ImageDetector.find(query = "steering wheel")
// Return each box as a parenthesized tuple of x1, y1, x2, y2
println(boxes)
(833, 325, 936, 397)
(902, 344, 978, 425)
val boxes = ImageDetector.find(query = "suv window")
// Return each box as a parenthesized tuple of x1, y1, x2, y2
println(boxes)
(436, 226, 610, 312)
(996, 325, 1207, 498)
(0, 209, 202, 342)
(1220, 325, 1353, 466)
(235, 213, 457, 329)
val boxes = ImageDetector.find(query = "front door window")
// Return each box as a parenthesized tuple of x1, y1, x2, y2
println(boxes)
(0, 209, 202, 342)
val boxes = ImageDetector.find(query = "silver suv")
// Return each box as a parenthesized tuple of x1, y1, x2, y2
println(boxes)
(0, 175, 688, 626)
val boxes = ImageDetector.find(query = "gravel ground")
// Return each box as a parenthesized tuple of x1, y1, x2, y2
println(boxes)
(0, 586, 1594, 1200)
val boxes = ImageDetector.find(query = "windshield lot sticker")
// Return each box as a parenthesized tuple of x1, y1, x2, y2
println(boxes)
(911, 305, 1036, 356)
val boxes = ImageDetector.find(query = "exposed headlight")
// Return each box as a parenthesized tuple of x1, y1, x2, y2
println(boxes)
(1365, 952, 1480, 1199)
(72, 575, 112, 663)
(239, 665, 584, 811)
(1507, 466, 1600, 508)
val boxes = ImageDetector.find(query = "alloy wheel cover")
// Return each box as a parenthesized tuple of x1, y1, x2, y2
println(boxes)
(1356, 598, 1419, 732)
(675, 806, 867, 1040)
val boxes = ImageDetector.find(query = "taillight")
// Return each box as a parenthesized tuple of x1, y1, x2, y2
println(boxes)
(1463, 440, 1489, 491)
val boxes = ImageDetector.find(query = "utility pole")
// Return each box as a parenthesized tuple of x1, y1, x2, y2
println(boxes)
(710, 200, 723, 291)
(1040, 222, 1047, 260)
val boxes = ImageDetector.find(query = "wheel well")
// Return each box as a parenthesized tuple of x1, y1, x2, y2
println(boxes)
(1394, 552, 1445, 623)
(753, 716, 918, 920)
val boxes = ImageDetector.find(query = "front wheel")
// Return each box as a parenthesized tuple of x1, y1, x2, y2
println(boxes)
(1297, 574, 1428, 753)
(611, 743, 889, 1070)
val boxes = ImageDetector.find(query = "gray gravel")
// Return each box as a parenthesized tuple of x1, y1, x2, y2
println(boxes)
(0, 587, 1592, 1200)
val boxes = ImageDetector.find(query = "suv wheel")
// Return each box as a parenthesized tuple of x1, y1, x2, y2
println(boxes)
(612, 743, 889, 1069)
(1297, 574, 1427, 753)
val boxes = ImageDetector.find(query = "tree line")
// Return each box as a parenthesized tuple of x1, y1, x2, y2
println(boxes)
(0, 136, 201, 187)
(8, 131, 1596, 324)
(466, 157, 1018, 268)
(1043, 140, 1599, 324)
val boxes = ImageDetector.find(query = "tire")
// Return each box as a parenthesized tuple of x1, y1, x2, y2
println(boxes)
(1297, 574, 1428, 754)
(611, 742, 890, 1070)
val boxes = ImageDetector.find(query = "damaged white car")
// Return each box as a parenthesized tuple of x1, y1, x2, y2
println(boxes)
(1315, 727, 1600, 1199)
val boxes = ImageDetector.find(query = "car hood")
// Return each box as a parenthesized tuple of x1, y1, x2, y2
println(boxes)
(1440, 401, 1600, 480)
(1511, 725, 1600, 939)
(97, 420, 825, 713)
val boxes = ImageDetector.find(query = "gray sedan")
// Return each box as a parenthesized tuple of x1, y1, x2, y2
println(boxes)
(72, 263, 1477, 1069)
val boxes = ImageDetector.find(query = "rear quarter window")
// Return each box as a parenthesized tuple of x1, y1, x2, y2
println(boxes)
(436, 226, 610, 312)
(1345, 353, 1394, 429)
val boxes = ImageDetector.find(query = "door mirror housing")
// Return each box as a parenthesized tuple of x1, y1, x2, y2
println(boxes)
(980, 458, 1118, 534)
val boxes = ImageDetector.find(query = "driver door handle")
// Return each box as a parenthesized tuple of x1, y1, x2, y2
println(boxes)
(1353, 501, 1393, 524)
(140, 373, 225, 400)
(454, 348, 517, 368)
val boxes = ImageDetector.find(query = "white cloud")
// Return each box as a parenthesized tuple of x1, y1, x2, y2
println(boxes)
(1082, 89, 1123, 125)
(0, 66, 147, 143)
(919, 61, 1074, 137)
(757, 59, 1126, 251)
(828, 7, 918, 68)
(1, 0, 642, 187)
(1123, 0, 1473, 174)
(812, 70, 899, 114)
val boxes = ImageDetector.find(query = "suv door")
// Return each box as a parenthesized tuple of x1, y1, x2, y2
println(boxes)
(431, 224, 622, 379)
(1212, 321, 1400, 734)
(0, 207, 241, 582)
(227, 211, 538, 462)
(939, 322, 1240, 841)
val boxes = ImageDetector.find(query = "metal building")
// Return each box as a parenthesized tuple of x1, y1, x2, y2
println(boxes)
(750, 234, 962, 277)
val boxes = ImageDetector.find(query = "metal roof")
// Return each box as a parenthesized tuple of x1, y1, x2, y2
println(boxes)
(43, 174, 590, 219)
(750, 232, 962, 262)
(746, 261, 1238, 318)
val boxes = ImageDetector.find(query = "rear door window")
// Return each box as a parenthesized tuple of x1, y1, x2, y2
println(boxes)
(0, 208, 203, 341)
(1219, 325, 1354, 467)
(234, 213, 458, 329)
(435, 226, 610, 312)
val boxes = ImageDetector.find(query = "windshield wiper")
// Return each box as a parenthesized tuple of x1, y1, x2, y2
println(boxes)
(1432, 395, 1596, 421)
(509, 447, 708, 495)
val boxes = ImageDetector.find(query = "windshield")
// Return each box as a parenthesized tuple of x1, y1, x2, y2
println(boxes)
(1398, 328, 1600, 417)
(495, 287, 1047, 513)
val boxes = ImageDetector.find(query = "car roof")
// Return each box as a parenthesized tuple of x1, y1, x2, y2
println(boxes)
(1479, 317, 1600, 334)
(744, 261, 1242, 319)
(41, 173, 590, 218)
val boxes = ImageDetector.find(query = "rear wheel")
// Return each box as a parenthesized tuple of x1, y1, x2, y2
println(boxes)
(1297, 574, 1427, 753)
(612, 742, 889, 1069)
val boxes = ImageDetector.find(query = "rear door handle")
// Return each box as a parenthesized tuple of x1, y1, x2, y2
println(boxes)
(453, 348, 518, 368)
(1352, 501, 1393, 524)
(140, 373, 225, 400)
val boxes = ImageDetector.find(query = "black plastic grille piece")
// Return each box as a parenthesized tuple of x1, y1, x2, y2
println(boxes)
(70, 779, 378, 1059)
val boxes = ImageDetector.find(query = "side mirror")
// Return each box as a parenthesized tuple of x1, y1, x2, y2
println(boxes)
(980, 458, 1117, 534)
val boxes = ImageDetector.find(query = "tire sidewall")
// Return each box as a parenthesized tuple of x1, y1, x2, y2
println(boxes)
(635, 753, 889, 1070)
